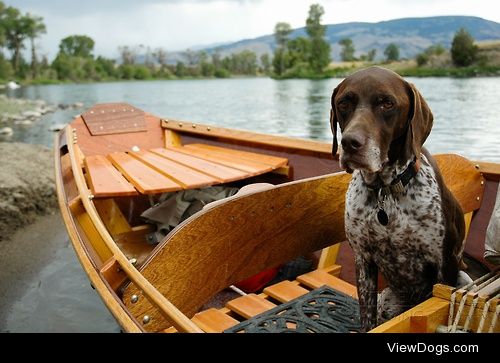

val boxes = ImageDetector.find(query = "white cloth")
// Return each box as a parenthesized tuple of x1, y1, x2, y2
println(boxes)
(485, 184, 500, 265)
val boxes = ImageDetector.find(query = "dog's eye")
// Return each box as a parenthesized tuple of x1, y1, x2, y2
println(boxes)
(337, 100, 350, 112)
(380, 99, 394, 110)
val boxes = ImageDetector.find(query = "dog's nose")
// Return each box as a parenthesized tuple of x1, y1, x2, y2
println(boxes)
(341, 133, 366, 153)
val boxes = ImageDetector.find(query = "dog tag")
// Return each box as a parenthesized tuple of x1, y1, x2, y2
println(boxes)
(377, 209, 389, 226)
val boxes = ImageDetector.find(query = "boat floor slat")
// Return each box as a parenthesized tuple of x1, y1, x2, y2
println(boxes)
(191, 308, 240, 333)
(297, 269, 358, 299)
(225, 293, 277, 319)
(84, 155, 138, 197)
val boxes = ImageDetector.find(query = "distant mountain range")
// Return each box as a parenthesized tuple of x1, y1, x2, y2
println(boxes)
(166, 16, 500, 63)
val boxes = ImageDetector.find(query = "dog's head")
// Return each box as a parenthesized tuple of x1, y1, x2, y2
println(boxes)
(330, 67, 433, 174)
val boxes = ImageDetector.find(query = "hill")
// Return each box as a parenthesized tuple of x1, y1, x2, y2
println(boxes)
(191, 16, 500, 62)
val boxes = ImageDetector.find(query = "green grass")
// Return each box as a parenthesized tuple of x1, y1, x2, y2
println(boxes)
(389, 65, 500, 78)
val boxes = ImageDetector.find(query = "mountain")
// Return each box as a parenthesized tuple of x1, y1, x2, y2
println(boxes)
(185, 16, 500, 62)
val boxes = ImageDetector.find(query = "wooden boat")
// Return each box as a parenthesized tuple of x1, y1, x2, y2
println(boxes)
(55, 102, 500, 333)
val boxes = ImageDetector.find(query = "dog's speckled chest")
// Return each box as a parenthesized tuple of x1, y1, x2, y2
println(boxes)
(345, 160, 445, 294)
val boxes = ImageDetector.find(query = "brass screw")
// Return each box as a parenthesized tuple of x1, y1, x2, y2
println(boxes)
(192, 124, 197, 128)
(178, 123, 183, 127)
(207, 127, 211, 131)
(475, 164, 480, 170)
(131, 295, 138, 303)
(143, 315, 150, 325)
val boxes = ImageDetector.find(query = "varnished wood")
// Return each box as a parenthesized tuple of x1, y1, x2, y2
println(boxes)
(123, 172, 352, 332)
(114, 228, 155, 267)
(151, 147, 249, 182)
(170, 145, 277, 175)
(191, 308, 240, 333)
(94, 198, 132, 237)
(82, 103, 146, 136)
(297, 269, 358, 298)
(435, 154, 484, 213)
(263, 280, 309, 303)
(64, 126, 203, 333)
(370, 297, 449, 333)
(108, 152, 182, 194)
(226, 294, 277, 319)
(54, 134, 142, 332)
(162, 119, 332, 155)
(473, 160, 500, 181)
(100, 258, 127, 292)
(318, 244, 341, 269)
(129, 150, 218, 188)
(184, 143, 289, 167)
(164, 129, 182, 147)
(84, 155, 137, 198)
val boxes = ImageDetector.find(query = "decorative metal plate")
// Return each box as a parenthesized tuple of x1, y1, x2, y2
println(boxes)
(82, 103, 146, 136)
(224, 285, 361, 333)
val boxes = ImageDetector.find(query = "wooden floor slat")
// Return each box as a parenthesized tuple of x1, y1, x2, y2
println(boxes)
(263, 280, 309, 303)
(130, 150, 220, 188)
(84, 155, 137, 197)
(176, 145, 276, 174)
(108, 152, 182, 194)
(185, 143, 288, 167)
(191, 308, 240, 333)
(297, 269, 358, 299)
(151, 147, 248, 182)
(226, 293, 276, 319)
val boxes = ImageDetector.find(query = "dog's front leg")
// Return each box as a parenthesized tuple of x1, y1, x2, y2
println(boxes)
(354, 255, 378, 331)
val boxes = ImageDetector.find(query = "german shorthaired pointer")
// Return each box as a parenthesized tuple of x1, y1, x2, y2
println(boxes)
(330, 67, 465, 331)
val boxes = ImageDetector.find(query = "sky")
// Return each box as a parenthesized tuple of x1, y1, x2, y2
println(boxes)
(4, 0, 500, 60)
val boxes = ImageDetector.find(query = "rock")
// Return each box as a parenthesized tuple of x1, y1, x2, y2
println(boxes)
(14, 120, 33, 126)
(49, 124, 66, 132)
(6, 81, 20, 89)
(72, 102, 84, 108)
(0, 143, 57, 241)
(0, 127, 13, 135)
(22, 110, 42, 118)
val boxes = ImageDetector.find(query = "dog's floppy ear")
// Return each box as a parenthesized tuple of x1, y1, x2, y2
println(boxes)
(330, 86, 340, 158)
(406, 81, 433, 159)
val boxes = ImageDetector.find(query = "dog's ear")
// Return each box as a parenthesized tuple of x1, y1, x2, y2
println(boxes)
(406, 81, 433, 159)
(330, 86, 340, 158)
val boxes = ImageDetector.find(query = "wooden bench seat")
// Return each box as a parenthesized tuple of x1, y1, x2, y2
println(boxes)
(84, 144, 289, 197)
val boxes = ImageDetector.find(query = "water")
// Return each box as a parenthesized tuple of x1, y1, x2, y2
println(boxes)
(1, 76, 499, 332)
(4, 76, 500, 161)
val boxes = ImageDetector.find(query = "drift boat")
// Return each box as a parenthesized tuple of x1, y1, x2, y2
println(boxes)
(54, 103, 499, 333)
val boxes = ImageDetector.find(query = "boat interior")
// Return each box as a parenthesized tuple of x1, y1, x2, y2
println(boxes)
(55, 103, 500, 333)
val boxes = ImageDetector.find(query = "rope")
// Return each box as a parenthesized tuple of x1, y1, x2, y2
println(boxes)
(449, 270, 498, 332)
(477, 292, 500, 333)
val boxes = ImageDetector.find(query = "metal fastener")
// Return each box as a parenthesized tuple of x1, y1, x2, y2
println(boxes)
(131, 295, 138, 303)
(475, 164, 480, 170)
(178, 123, 183, 127)
(207, 127, 211, 131)
(481, 181, 484, 186)
(129, 258, 137, 266)
(88, 194, 94, 200)
(143, 315, 150, 324)
(192, 124, 196, 128)
(476, 196, 480, 201)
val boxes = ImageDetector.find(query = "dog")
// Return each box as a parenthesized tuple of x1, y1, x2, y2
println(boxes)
(330, 67, 465, 331)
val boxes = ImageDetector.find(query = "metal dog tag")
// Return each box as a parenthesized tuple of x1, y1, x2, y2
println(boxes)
(377, 209, 389, 226)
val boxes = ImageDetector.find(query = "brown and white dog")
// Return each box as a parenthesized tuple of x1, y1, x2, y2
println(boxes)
(330, 67, 465, 331)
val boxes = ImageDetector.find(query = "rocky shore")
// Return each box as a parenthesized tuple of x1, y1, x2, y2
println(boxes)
(0, 142, 57, 241)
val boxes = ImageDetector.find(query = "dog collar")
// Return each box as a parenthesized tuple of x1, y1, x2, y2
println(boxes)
(366, 157, 421, 196)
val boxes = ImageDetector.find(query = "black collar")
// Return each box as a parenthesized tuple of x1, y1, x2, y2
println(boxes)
(366, 158, 420, 195)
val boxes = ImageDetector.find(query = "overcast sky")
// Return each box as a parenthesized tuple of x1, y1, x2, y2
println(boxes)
(5, 0, 500, 60)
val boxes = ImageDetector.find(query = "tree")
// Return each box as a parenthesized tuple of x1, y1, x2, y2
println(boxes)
(118, 45, 137, 65)
(273, 22, 292, 75)
(24, 13, 46, 77)
(384, 43, 399, 62)
(2, 6, 28, 73)
(260, 53, 270, 74)
(366, 49, 376, 62)
(339, 38, 355, 61)
(451, 28, 478, 67)
(59, 35, 94, 58)
(305, 4, 330, 73)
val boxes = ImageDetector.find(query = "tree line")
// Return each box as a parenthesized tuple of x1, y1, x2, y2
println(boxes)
(0, 1, 489, 83)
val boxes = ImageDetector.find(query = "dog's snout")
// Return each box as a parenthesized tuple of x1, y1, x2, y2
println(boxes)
(341, 133, 366, 153)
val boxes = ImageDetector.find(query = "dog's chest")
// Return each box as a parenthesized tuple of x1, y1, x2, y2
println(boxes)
(345, 163, 445, 281)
